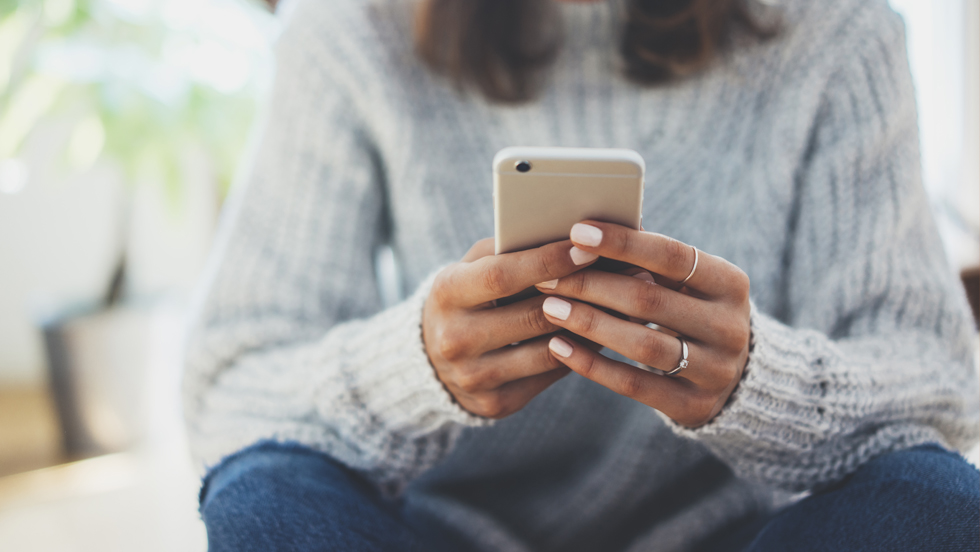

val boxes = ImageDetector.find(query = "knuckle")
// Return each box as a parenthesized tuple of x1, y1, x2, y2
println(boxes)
(637, 334, 668, 364)
(431, 268, 455, 305)
(713, 314, 750, 352)
(728, 265, 751, 302)
(706, 315, 734, 346)
(437, 329, 469, 362)
(562, 271, 588, 297)
(577, 351, 600, 380)
(523, 305, 555, 335)
(663, 238, 690, 271)
(619, 370, 644, 397)
(610, 228, 632, 256)
(454, 368, 486, 394)
(635, 285, 668, 316)
(730, 320, 751, 352)
(474, 394, 508, 419)
(576, 307, 602, 336)
(481, 264, 511, 298)
(537, 252, 561, 281)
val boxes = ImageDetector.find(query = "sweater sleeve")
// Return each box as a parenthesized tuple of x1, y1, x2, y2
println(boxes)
(181, 6, 486, 496)
(658, 7, 980, 492)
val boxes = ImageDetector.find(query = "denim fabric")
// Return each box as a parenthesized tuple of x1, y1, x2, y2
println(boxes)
(698, 444, 980, 552)
(199, 442, 979, 552)
(199, 442, 459, 552)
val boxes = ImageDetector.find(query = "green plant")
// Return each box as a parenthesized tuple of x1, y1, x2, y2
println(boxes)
(0, 0, 272, 202)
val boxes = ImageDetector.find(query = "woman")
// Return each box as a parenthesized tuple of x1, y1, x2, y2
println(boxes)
(184, 0, 980, 550)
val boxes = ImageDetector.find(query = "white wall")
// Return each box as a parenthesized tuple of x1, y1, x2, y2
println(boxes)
(889, 0, 980, 271)
(0, 123, 217, 387)
(0, 124, 121, 386)
(963, 0, 979, 242)
(0, 0, 273, 388)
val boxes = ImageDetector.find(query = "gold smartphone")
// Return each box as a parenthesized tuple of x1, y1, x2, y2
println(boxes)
(493, 146, 645, 255)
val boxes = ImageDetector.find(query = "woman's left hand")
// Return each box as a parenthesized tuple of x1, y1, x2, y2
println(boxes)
(536, 221, 752, 428)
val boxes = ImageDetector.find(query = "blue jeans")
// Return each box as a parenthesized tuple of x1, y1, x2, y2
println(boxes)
(199, 441, 979, 552)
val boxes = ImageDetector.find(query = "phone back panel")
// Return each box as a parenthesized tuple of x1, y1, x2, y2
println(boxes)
(493, 147, 645, 255)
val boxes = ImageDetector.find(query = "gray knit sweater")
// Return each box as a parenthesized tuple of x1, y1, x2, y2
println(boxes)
(183, 0, 980, 550)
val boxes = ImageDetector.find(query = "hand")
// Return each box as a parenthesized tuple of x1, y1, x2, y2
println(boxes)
(423, 238, 600, 419)
(536, 222, 751, 428)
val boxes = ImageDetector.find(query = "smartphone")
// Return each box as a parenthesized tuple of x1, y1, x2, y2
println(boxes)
(492, 147, 645, 306)
(493, 146, 645, 255)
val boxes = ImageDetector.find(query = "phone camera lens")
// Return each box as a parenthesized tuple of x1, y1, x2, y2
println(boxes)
(516, 161, 532, 173)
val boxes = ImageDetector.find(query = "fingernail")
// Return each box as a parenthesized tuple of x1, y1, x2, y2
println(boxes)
(570, 246, 599, 265)
(542, 297, 571, 320)
(633, 271, 656, 284)
(549, 336, 573, 358)
(536, 279, 559, 290)
(570, 223, 603, 247)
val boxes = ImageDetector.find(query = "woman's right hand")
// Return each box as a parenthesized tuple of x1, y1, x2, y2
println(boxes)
(423, 238, 599, 419)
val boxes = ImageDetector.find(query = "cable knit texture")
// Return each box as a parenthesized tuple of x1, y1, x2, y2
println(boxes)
(183, 0, 979, 549)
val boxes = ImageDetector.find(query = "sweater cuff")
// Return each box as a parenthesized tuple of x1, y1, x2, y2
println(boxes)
(655, 302, 831, 445)
(316, 268, 491, 435)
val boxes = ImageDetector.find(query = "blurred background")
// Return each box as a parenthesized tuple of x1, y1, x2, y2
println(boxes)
(0, 0, 976, 550)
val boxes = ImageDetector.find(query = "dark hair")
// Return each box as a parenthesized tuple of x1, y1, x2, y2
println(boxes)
(415, 0, 773, 103)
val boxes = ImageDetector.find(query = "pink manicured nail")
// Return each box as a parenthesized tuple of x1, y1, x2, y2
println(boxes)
(549, 336, 573, 358)
(570, 223, 603, 247)
(536, 279, 559, 290)
(570, 246, 599, 265)
(543, 297, 572, 320)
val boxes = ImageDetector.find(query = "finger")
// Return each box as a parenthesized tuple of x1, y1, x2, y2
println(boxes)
(541, 296, 724, 388)
(535, 269, 740, 345)
(466, 367, 571, 419)
(546, 335, 690, 411)
(498, 366, 571, 409)
(462, 238, 496, 262)
(466, 295, 560, 354)
(568, 221, 747, 299)
(447, 239, 598, 307)
(451, 338, 566, 394)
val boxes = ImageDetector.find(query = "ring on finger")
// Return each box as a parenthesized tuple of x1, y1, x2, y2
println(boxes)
(663, 336, 689, 377)
(678, 247, 699, 287)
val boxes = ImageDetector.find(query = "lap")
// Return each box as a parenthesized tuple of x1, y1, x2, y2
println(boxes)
(201, 441, 979, 552)
(199, 441, 457, 552)
(701, 444, 980, 552)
